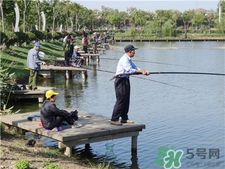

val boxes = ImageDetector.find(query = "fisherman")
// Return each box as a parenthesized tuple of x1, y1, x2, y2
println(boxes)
(110, 44, 150, 125)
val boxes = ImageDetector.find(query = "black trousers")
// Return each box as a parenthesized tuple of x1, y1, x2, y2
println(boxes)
(83, 46, 88, 53)
(111, 77, 130, 121)
(46, 116, 74, 130)
(64, 51, 71, 66)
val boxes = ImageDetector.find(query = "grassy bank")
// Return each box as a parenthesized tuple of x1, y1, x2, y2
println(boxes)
(0, 39, 112, 169)
(0, 40, 66, 81)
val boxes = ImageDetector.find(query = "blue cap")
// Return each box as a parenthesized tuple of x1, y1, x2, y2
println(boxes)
(34, 42, 42, 47)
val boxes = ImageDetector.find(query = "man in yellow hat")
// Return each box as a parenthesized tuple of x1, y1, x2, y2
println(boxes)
(40, 89, 77, 131)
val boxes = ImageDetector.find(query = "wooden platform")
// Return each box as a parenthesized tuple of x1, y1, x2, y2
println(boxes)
(40, 65, 87, 79)
(88, 48, 106, 54)
(0, 110, 145, 157)
(55, 54, 100, 65)
(9, 86, 54, 103)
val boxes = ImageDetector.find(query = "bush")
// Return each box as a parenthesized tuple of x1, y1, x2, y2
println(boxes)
(52, 32, 61, 40)
(26, 32, 36, 44)
(14, 32, 29, 46)
(31, 30, 44, 41)
(4, 32, 18, 48)
(43, 160, 59, 169)
(15, 159, 29, 169)
(0, 32, 7, 44)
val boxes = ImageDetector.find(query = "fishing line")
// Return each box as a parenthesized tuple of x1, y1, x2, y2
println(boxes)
(101, 57, 189, 68)
(82, 65, 194, 90)
(133, 75, 194, 91)
(107, 48, 189, 68)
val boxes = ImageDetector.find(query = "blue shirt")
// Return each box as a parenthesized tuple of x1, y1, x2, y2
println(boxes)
(26, 47, 42, 70)
(72, 50, 81, 59)
(116, 53, 139, 77)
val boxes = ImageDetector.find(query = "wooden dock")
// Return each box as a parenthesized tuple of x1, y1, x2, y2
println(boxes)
(55, 53, 100, 65)
(40, 65, 87, 79)
(9, 86, 54, 103)
(0, 110, 145, 157)
(88, 48, 106, 54)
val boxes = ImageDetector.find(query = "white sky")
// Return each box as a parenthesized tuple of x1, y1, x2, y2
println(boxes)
(73, 0, 219, 12)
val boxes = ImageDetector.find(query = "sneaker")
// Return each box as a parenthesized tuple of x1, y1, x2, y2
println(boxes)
(110, 120, 122, 126)
(56, 127, 62, 131)
(121, 119, 134, 123)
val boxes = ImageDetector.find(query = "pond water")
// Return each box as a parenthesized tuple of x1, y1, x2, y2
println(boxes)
(12, 41, 225, 169)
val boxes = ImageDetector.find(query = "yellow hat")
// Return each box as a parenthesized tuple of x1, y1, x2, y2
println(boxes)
(45, 89, 59, 99)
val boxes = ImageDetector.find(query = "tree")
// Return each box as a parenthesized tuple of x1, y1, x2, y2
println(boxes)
(192, 13, 207, 29)
(22, 0, 32, 32)
(0, 0, 4, 32)
(2, 0, 15, 32)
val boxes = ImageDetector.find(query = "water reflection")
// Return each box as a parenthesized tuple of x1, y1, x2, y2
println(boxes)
(11, 42, 225, 168)
(130, 152, 139, 169)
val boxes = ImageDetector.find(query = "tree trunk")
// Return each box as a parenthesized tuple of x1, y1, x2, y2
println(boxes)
(36, 1, 40, 30)
(0, 0, 5, 32)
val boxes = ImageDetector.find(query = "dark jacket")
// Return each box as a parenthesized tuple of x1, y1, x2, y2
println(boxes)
(40, 100, 70, 129)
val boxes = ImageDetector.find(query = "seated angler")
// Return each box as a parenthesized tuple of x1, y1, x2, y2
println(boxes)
(40, 89, 78, 131)
(71, 45, 84, 67)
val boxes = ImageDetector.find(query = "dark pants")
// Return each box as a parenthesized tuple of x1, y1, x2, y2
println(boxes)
(64, 51, 71, 66)
(83, 46, 88, 53)
(28, 69, 39, 90)
(111, 78, 130, 121)
(47, 116, 74, 130)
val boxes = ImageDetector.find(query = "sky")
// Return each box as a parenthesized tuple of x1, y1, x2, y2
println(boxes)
(73, 0, 220, 12)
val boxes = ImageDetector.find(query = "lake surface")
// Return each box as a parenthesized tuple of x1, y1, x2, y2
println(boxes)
(13, 41, 225, 169)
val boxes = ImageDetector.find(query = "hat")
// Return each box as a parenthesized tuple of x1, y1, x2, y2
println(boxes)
(39, 51, 45, 57)
(45, 89, 59, 99)
(124, 44, 138, 52)
(34, 42, 42, 47)
(74, 45, 80, 49)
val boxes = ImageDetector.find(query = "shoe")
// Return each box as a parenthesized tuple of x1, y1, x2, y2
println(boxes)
(121, 119, 134, 123)
(28, 86, 32, 90)
(56, 127, 62, 131)
(25, 139, 36, 147)
(110, 120, 122, 126)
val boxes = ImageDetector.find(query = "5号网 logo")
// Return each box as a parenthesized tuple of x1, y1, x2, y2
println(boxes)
(155, 146, 184, 169)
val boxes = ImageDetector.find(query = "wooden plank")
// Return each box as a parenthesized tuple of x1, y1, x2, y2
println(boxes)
(60, 131, 139, 147)
(8, 86, 54, 103)
(0, 110, 145, 157)
(0, 111, 145, 143)
(40, 65, 86, 71)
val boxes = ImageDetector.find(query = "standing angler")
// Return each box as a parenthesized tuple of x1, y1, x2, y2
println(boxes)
(26, 42, 46, 90)
(110, 44, 150, 126)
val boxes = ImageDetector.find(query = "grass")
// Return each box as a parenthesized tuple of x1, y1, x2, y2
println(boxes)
(0, 38, 83, 80)
(0, 41, 65, 79)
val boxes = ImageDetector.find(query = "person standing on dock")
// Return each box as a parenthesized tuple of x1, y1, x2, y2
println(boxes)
(90, 32, 98, 54)
(82, 34, 88, 53)
(110, 44, 150, 126)
(26, 42, 46, 90)
(40, 89, 78, 131)
(63, 34, 74, 66)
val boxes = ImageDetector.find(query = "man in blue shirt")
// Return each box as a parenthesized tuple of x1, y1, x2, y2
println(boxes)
(26, 42, 46, 90)
(111, 44, 150, 125)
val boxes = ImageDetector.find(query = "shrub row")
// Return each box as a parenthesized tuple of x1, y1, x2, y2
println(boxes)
(0, 30, 85, 49)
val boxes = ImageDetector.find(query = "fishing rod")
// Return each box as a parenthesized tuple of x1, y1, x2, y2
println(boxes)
(110, 71, 225, 81)
(81, 65, 195, 91)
